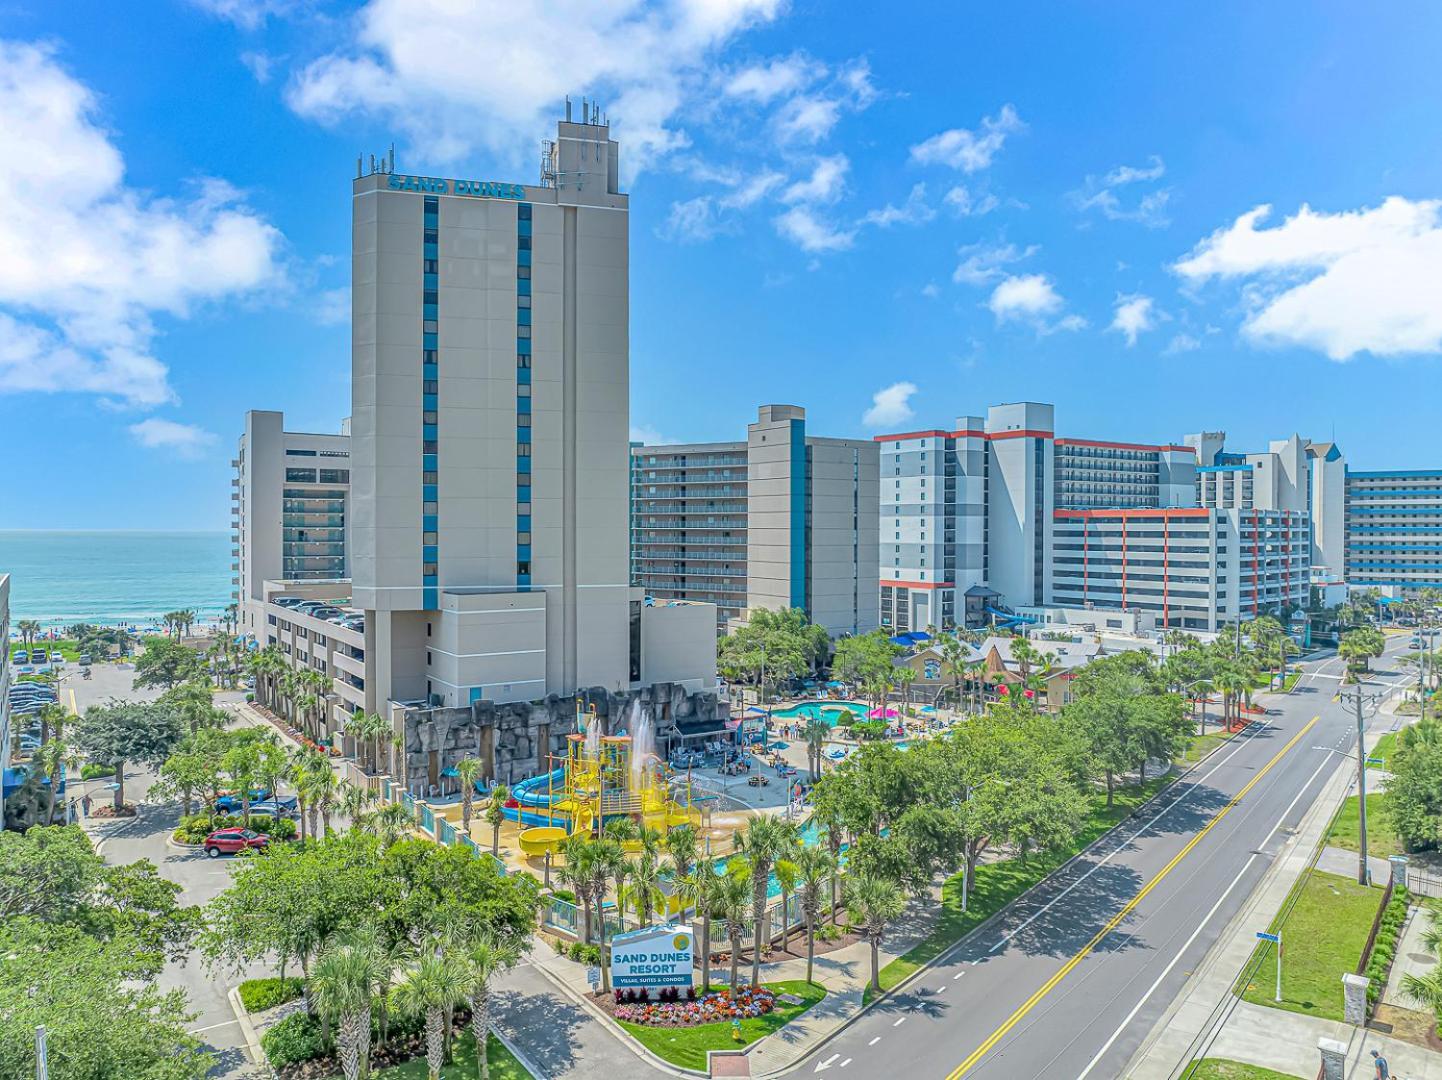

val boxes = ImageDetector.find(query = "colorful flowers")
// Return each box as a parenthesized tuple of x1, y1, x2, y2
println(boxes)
(615, 986, 776, 1026)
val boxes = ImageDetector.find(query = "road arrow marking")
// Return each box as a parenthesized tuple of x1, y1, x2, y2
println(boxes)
(815, 1054, 840, 1072)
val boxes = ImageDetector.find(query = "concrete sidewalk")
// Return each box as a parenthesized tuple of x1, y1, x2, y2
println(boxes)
(1125, 710, 1442, 1080)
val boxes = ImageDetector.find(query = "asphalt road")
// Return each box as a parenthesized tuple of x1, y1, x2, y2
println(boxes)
(788, 639, 1417, 1080)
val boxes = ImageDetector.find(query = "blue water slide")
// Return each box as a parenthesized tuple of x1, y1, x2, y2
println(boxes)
(510, 767, 566, 809)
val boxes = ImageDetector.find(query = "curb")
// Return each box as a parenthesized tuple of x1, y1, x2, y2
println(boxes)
(227, 986, 266, 1067)
(750, 719, 1268, 1078)
(494, 1026, 549, 1080)
(527, 954, 701, 1078)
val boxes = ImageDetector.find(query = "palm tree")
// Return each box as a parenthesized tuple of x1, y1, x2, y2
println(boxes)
(795, 847, 836, 984)
(624, 851, 665, 926)
(664, 822, 698, 885)
(16, 619, 39, 652)
(733, 815, 795, 986)
(810, 799, 845, 921)
(676, 868, 719, 991)
(310, 938, 381, 1080)
(393, 950, 468, 1080)
(486, 784, 509, 855)
(367, 802, 415, 847)
(774, 856, 800, 952)
(845, 872, 907, 992)
(559, 835, 596, 945)
(337, 780, 373, 829)
(593, 838, 627, 993)
(457, 931, 522, 1080)
(35, 735, 72, 827)
(286, 745, 321, 841)
(1402, 966, 1442, 1034)
(456, 757, 483, 836)
(714, 871, 751, 989)
(803, 717, 829, 780)
(310, 763, 340, 835)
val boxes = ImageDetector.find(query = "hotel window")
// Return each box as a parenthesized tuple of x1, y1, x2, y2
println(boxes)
(423, 290, 439, 305)
(518, 531, 531, 545)
(519, 204, 532, 221)
(423, 320, 438, 333)
(517, 354, 530, 369)
(517, 266, 530, 279)
(517, 443, 531, 457)
(424, 259, 438, 274)
(423, 501, 438, 515)
(517, 561, 531, 576)
(423, 411, 438, 424)
(423, 349, 438, 365)
(424, 229, 438, 244)
(423, 472, 437, 485)
(423, 531, 438, 545)
(518, 236, 532, 250)
(517, 325, 531, 339)
(423, 380, 438, 395)
(423, 440, 438, 453)
(517, 294, 532, 309)
(517, 501, 531, 515)
(517, 383, 531, 397)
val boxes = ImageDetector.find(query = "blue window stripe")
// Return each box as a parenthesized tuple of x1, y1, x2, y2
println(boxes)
(517, 279, 531, 296)
(517, 458, 532, 474)
(423, 545, 438, 561)
(516, 338, 531, 355)
(517, 397, 531, 414)
(423, 425, 438, 440)
(517, 515, 531, 531)
(423, 454, 437, 470)
(423, 515, 438, 531)
(517, 248, 531, 267)
(517, 367, 531, 384)
(423, 587, 438, 609)
(423, 273, 438, 288)
(423, 366, 439, 383)
(517, 485, 531, 500)
(518, 219, 532, 236)
(423, 485, 438, 501)
(423, 394, 438, 409)
(517, 545, 532, 559)
(424, 333, 438, 349)
(424, 304, 438, 319)
(424, 243, 438, 259)
(517, 308, 531, 325)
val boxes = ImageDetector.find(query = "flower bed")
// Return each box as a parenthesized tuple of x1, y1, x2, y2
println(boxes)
(614, 986, 775, 1026)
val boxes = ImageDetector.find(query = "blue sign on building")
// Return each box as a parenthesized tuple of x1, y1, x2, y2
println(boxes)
(388, 174, 525, 200)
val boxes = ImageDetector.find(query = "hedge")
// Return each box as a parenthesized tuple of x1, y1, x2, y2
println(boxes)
(173, 813, 297, 844)
(80, 763, 116, 780)
(238, 977, 304, 1013)
(1364, 886, 1411, 1010)
(261, 1011, 324, 1069)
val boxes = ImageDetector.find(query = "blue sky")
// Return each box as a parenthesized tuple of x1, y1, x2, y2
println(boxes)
(2, 1, 1441, 529)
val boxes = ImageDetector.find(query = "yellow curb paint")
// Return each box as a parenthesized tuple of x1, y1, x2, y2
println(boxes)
(945, 713, 1321, 1080)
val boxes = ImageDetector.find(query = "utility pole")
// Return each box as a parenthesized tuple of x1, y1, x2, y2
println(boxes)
(1352, 682, 1368, 886)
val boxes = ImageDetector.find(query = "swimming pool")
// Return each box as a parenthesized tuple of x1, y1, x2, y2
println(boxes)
(712, 819, 837, 899)
(769, 701, 870, 727)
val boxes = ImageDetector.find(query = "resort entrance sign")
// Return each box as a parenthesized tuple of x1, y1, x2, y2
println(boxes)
(609, 923, 695, 990)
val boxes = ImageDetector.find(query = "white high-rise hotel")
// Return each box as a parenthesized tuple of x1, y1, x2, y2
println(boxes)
(350, 113, 714, 709)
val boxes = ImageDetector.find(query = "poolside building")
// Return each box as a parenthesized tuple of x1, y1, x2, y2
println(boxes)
(629, 404, 880, 635)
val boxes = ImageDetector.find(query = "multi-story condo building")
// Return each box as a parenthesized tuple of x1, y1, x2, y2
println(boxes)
(0, 573, 9, 824)
(879, 402, 1200, 631)
(1345, 469, 1442, 594)
(350, 112, 715, 711)
(1051, 507, 1310, 631)
(233, 410, 351, 637)
(1192, 432, 1346, 579)
(630, 404, 880, 635)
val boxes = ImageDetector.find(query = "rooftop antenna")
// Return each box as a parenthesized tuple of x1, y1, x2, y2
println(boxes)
(356, 156, 362, 179)
(369, 153, 376, 174)
(388, 144, 395, 173)
(581, 97, 588, 123)
(565, 95, 571, 122)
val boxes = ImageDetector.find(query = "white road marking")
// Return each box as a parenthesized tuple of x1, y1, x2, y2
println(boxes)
(953, 971, 965, 980)
(189, 1019, 241, 1035)
(936, 984, 947, 993)
(868, 1037, 881, 1046)
(1074, 746, 1336, 1079)
(988, 719, 1267, 954)
(815, 1053, 840, 1073)
(840, 1059, 852, 1068)
(893, 1017, 906, 1027)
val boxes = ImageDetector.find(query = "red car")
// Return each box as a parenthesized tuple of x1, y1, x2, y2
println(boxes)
(203, 827, 270, 858)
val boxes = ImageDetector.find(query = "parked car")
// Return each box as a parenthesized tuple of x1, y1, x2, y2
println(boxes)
(213, 789, 270, 814)
(78, 653, 91, 665)
(203, 827, 270, 858)
(248, 797, 298, 819)
(31, 649, 47, 663)
(12, 651, 26, 664)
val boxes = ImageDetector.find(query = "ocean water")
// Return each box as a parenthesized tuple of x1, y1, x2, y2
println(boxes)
(0, 531, 231, 630)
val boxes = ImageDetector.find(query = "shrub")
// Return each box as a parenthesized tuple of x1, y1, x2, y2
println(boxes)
(552, 889, 577, 904)
(173, 812, 297, 844)
(238, 977, 304, 1013)
(80, 763, 115, 780)
(568, 942, 601, 965)
(261, 1011, 324, 1068)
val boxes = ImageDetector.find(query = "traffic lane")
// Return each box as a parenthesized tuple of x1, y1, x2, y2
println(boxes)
(972, 710, 1352, 1079)
(791, 714, 1309, 1077)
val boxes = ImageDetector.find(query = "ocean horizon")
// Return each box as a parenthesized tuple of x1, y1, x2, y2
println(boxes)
(0, 530, 232, 630)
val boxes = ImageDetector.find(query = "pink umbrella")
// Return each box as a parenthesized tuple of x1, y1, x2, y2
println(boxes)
(868, 707, 898, 720)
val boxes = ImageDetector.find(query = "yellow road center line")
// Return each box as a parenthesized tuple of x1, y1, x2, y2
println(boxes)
(945, 713, 1320, 1080)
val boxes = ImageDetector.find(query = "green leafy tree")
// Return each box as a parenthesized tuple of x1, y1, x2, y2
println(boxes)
(72, 700, 187, 809)
(134, 637, 205, 689)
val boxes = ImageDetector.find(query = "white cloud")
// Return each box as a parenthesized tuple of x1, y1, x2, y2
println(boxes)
(187, 0, 302, 29)
(943, 185, 1000, 218)
(0, 41, 283, 408)
(314, 287, 350, 326)
(128, 418, 218, 458)
(1164, 333, 1201, 355)
(988, 274, 1084, 334)
(863, 381, 918, 428)
(921, 282, 940, 299)
(287, 0, 785, 179)
(1074, 155, 1170, 228)
(723, 53, 823, 103)
(717, 169, 784, 209)
(1174, 196, 1442, 360)
(660, 195, 728, 242)
(952, 241, 1037, 286)
(773, 206, 855, 252)
(861, 184, 935, 228)
(781, 155, 849, 204)
(240, 51, 277, 83)
(629, 423, 674, 446)
(774, 94, 842, 144)
(1109, 293, 1157, 346)
(910, 104, 1024, 173)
